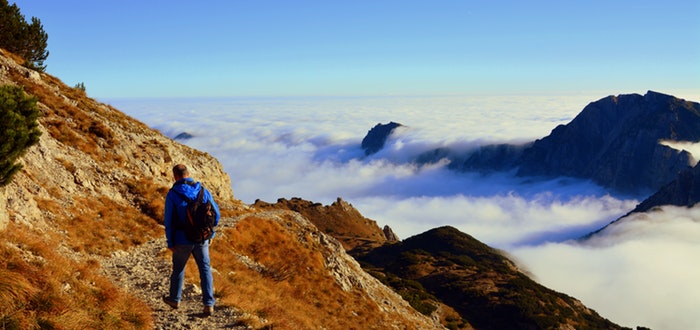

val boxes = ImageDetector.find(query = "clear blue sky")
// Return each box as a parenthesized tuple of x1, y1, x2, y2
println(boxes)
(12, 0, 700, 99)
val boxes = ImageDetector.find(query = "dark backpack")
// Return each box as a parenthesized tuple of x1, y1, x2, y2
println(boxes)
(172, 183, 216, 243)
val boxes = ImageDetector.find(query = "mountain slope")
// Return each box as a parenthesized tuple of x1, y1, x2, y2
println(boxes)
(629, 162, 700, 214)
(585, 161, 700, 239)
(256, 196, 626, 329)
(359, 226, 625, 330)
(0, 49, 442, 329)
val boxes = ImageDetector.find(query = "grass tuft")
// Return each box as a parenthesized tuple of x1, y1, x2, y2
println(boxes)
(0, 223, 153, 329)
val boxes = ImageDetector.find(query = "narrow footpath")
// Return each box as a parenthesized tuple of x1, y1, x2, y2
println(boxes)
(99, 217, 248, 329)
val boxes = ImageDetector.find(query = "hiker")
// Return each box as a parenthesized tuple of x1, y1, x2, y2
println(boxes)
(162, 164, 220, 316)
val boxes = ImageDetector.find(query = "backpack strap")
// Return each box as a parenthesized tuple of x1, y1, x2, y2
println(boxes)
(170, 181, 203, 203)
(169, 185, 205, 229)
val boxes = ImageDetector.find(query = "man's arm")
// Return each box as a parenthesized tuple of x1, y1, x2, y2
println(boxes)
(163, 192, 176, 248)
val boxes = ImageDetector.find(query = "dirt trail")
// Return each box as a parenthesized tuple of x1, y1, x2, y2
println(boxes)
(99, 217, 248, 329)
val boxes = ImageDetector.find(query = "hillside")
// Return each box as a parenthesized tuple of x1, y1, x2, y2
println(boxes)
(256, 197, 626, 329)
(0, 49, 441, 329)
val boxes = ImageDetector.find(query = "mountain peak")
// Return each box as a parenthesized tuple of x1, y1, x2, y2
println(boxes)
(516, 91, 700, 193)
(361, 121, 404, 156)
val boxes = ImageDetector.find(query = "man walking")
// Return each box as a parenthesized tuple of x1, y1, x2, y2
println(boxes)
(162, 164, 220, 316)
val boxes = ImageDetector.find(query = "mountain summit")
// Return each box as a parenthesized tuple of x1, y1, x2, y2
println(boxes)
(443, 91, 700, 195)
(516, 91, 700, 193)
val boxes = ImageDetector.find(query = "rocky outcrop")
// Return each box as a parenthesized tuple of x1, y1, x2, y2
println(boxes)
(383, 225, 399, 241)
(516, 91, 700, 194)
(253, 197, 388, 251)
(361, 121, 403, 156)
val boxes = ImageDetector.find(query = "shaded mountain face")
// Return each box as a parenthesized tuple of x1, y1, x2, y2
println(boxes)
(631, 162, 700, 214)
(450, 142, 532, 173)
(361, 121, 403, 156)
(360, 92, 700, 195)
(359, 226, 625, 330)
(516, 91, 700, 194)
(585, 161, 700, 238)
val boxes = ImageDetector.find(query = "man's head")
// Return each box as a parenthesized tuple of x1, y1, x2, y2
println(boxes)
(172, 164, 190, 181)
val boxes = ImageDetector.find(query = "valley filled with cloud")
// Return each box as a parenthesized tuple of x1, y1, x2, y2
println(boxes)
(114, 94, 700, 329)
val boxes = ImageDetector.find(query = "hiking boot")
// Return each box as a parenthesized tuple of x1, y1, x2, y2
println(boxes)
(203, 305, 214, 316)
(162, 296, 179, 309)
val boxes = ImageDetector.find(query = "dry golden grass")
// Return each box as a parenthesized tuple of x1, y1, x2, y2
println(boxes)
(0, 223, 153, 329)
(253, 198, 387, 251)
(36, 195, 161, 256)
(0, 48, 25, 65)
(8, 64, 117, 161)
(125, 177, 170, 224)
(188, 215, 414, 330)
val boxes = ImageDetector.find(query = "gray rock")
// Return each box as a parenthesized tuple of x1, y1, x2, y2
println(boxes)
(383, 225, 400, 242)
(0, 188, 7, 231)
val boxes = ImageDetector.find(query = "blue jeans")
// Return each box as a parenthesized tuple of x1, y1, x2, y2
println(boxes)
(168, 241, 215, 307)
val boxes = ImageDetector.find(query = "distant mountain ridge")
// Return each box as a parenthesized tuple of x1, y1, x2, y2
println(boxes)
(514, 91, 700, 194)
(586, 160, 700, 238)
(631, 161, 700, 213)
(364, 91, 700, 195)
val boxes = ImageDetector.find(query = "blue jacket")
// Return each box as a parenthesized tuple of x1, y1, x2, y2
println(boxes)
(164, 178, 220, 248)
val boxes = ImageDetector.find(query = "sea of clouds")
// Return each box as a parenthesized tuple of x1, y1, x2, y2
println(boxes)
(112, 94, 700, 329)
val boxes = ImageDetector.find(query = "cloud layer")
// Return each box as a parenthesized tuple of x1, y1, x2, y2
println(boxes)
(112, 94, 698, 329)
(513, 206, 700, 329)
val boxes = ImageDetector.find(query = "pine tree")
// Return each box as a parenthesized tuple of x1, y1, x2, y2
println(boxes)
(0, 85, 41, 187)
(0, 0, 49, 71)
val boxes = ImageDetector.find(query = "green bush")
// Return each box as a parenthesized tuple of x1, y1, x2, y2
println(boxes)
(0, 85, 41, 187)
(0, 0, 49, 71)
